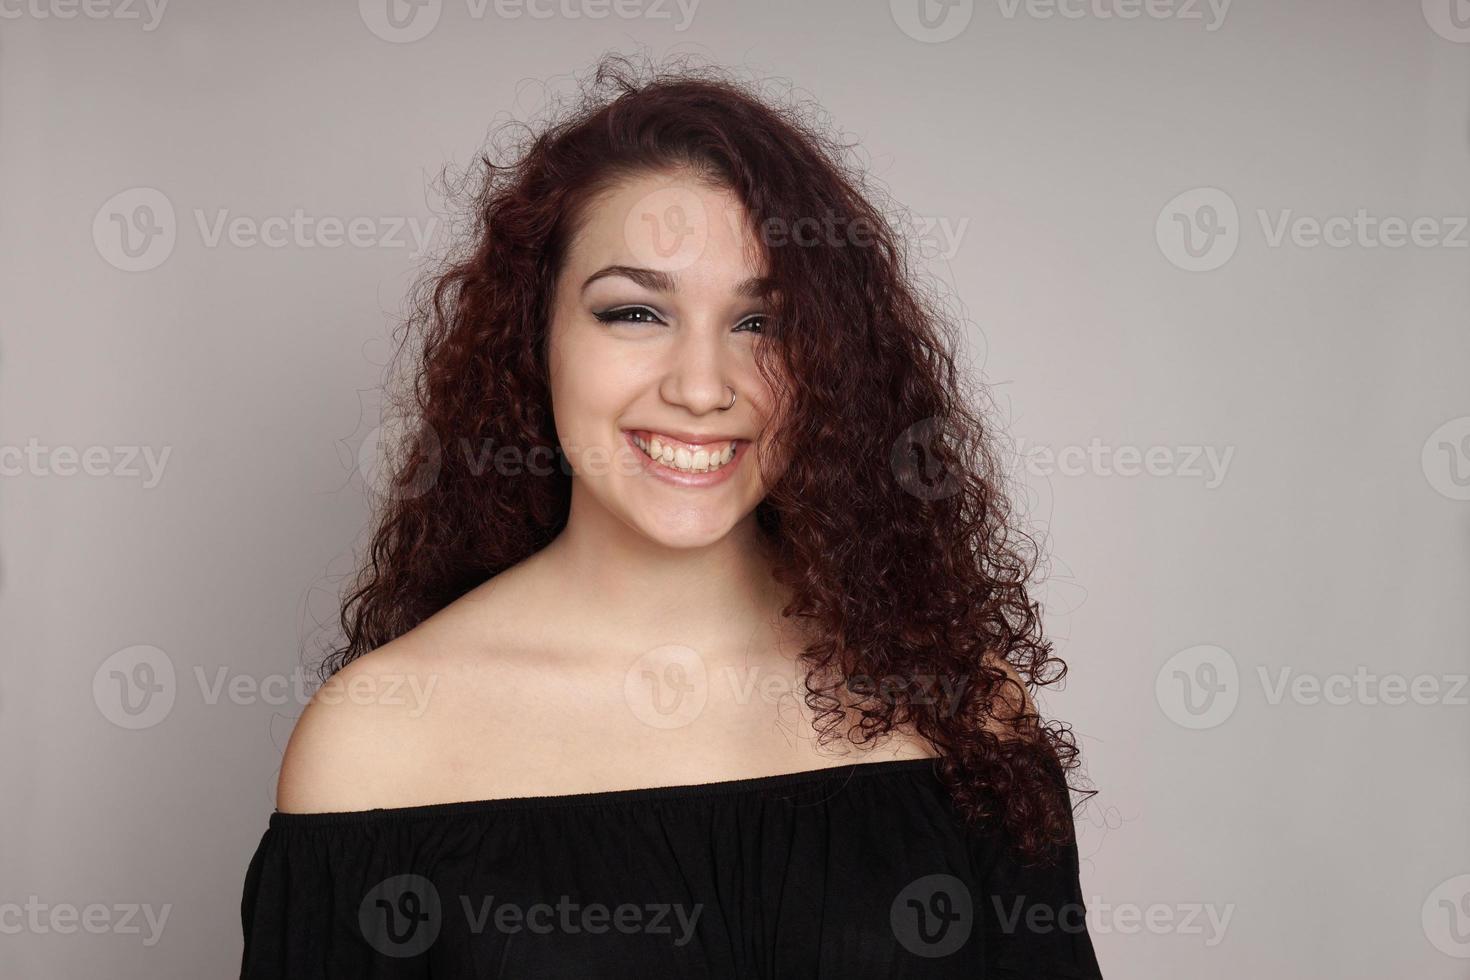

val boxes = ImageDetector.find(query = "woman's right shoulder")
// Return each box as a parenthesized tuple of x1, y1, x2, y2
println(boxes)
(272, 631, 438, 814)
(272, 587, 520, 815)
(273, 562, 567, 814)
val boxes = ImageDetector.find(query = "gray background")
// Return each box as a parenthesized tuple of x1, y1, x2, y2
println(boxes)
(3, 1, 1469, 976)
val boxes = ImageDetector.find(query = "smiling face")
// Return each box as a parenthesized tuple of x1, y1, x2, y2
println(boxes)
(546, 168, 787, 549)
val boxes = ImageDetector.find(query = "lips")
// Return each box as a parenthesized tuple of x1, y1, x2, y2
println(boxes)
(621, 429, 745, 486)
(624, 428, 741, 453)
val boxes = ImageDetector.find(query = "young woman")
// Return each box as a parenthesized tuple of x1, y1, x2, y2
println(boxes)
(240, 56, 1104, 978)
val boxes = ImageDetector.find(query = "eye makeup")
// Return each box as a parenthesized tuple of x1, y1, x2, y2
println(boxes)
(592, 305, 665, 325)
(590, 306, 768, 333)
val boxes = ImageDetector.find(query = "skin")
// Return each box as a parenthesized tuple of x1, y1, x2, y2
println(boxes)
(275, 169, 938, 814)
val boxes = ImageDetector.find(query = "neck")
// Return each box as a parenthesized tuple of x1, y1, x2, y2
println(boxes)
(532, 493, 788, 652)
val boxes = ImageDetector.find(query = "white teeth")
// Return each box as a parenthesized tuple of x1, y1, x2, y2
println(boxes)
(632, 434, 737, 474)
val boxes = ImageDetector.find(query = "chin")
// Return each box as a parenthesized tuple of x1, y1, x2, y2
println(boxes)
(630, 504, 741, 550)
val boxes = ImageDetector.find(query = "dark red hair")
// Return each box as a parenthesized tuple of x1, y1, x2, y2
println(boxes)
(323, 54, 1093, 864)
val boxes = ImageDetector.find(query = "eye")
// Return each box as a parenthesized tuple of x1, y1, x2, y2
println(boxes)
(735, 315, 767, 334)
(593, 305, 665, 326)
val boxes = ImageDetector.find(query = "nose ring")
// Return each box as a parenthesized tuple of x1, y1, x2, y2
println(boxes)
(721, 386, 736, 411)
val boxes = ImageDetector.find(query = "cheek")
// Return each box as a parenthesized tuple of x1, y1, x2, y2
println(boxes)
(551, 362, 610, 451)
(548, 320, 598, 443)
(561, 345, 644, 406)
(750, 384, 795, 484)
(548, 323, 641, 445)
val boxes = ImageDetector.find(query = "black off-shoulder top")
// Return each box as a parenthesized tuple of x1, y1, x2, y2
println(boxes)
(239, 756, 1103, 978)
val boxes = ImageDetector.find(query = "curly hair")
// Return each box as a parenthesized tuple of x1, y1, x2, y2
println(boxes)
(321, 53, 1093, 865)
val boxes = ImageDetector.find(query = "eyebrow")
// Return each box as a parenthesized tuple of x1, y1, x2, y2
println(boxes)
(580, 265, 774, 299)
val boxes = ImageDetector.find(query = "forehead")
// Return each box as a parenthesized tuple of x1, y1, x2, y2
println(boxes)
(561, 169, 768, 288)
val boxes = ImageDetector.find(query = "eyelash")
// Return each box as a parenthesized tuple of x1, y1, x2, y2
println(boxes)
(593, 306, 766, 334)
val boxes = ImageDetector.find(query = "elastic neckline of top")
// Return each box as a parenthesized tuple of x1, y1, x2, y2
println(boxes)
(269, 756, 941, 826)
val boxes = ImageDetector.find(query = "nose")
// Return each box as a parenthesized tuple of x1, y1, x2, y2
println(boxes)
(657, 320, 735, 416)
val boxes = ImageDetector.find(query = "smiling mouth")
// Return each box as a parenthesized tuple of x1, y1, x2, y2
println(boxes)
(627, 430, 741, 474)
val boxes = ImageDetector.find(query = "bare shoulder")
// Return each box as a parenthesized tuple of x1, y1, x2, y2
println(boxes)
(273, 550, 620, 812)
(275, 634, 433, 813)
(273, 583, 521, 814)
